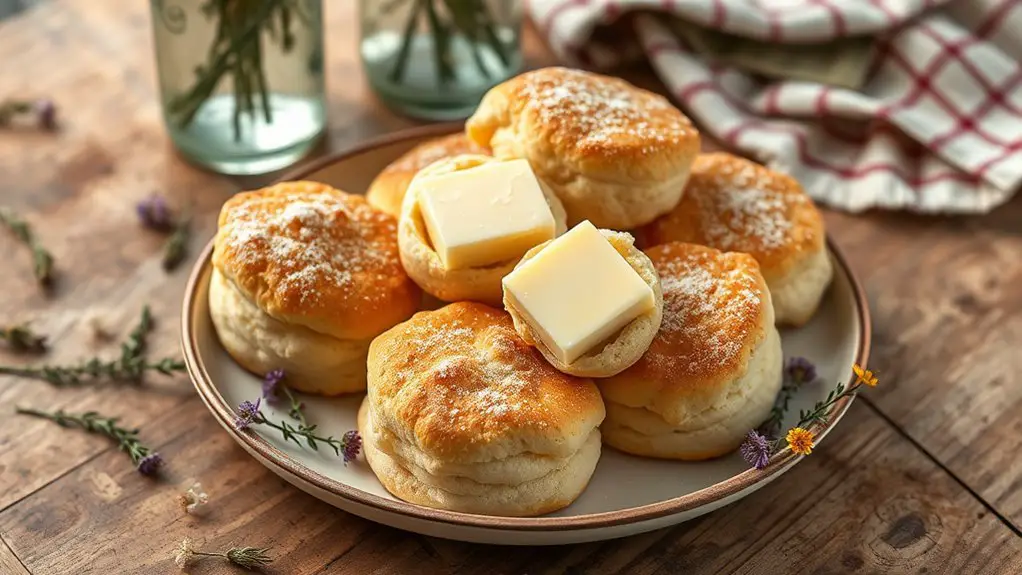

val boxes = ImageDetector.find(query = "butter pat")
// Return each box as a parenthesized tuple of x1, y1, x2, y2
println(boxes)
(502, 221, 655, 365)
(415, 159, 556, 270)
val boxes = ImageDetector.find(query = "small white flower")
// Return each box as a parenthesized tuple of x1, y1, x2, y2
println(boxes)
(180, 482, 209, 515)
(173, 538, 195, 569)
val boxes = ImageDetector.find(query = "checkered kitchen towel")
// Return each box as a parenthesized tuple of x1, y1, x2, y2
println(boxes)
(529, 0, 1022, 213)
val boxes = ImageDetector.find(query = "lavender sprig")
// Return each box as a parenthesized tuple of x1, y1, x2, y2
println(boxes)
(0, 306, 184, 386)
(235, 398, 361, 464)
(0, 207, 55, 286)
(0, 98, 57, 130)
(758, 357, 819, 438)
(136, 194, 175, 232)
(0, 323, 47, 353)
(739, 430, 771, 470)
(262, 369, 308, 427)
(16, 407, 162, 475)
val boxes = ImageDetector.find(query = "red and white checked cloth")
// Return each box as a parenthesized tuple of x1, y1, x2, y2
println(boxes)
(529, 0, 1022, 213)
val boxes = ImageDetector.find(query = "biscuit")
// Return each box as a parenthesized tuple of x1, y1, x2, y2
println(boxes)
(598, 243, 783, 460)
(210, 181, 420, 394)
(398, 155, 567, 305)
(467, 67, 700, 230)
(367, 134, 488, 217)
(643, 153, 833, 325)
(362, 302, 605, 516)
(503, 228, 663, 378)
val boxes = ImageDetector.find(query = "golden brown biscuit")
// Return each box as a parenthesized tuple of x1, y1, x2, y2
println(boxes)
(643, 153, 833, 326)
(466, 67, 700, 229)
(367, 134, 489, 217)
(211, 181, 420, 394)
(398, 155, 567, 305)
(599, 243, 782, 460)
(503, 228, 663, 378)
(363, 302, 604, 516)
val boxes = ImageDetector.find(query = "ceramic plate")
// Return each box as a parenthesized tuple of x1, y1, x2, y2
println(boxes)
(182, 125, 871, 545)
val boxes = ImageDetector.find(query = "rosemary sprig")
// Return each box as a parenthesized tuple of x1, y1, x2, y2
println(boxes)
(0, 323, 47, 353)
(16, 407, 163, 475)
(162, 216, 191, 271)
(0, 306, 184, 386)
(0, 357, 185, 387)
(122, 305, 153, 361)
(0, 207, 55, 286)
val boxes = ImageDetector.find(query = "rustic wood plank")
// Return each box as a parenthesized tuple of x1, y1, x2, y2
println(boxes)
(0, 536, 29, 575)
(0, 0, 1020, 573)
(823, 192, 1022, 526)
(1, 402, 1018, 574)
(0, 0, 237, 513)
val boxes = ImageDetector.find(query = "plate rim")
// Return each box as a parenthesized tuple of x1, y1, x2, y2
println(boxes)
(181, 124, 872, 533)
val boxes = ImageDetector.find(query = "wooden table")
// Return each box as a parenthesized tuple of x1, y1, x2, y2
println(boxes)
(1, 2, 1021, 574)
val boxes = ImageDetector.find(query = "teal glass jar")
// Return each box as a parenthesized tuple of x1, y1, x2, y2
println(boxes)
(359, 0, 523, 121)
(150, 0, 326, 175)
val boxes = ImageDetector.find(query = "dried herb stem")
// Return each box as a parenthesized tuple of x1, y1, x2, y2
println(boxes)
(0, 306, 184, 387)
(16, 407, 162, 474)
(0, 207, 55, 286)
(0, 323, 47, 353)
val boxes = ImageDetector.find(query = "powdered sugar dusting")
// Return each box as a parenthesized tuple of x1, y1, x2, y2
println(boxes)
(695, 159, 808, 252)
(377, 306, 590, 434)
(642, 248, 764, 379)
(219, 184, 399, 307)
(519, 68, 692, 152)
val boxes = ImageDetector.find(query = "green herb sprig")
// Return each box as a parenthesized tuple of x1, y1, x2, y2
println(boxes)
(16, 407, 163, 475)
(162, 216, 191, 271)
(386, 0, 511, 85)
(0, 207, 55, 286)
(236, 397, 361, 464)
(0, 306, 185, 386)
(0, 323, 47, 353)
(164, 0, 307, 141)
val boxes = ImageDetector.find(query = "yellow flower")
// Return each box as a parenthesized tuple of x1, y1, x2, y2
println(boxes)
(853, 363, 878, 387)
(786, 427, 815, 455)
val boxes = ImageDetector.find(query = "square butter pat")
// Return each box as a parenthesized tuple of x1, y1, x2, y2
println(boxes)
(502, 220, 655, 365)
(415, 159, 556, 270)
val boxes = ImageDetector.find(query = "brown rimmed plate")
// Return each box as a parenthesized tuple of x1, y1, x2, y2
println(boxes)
(181, 124, 871, 545)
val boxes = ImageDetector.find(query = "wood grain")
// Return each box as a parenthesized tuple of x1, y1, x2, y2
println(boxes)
(0, 0, 1020, 574)
(824, 194, 1022, 526)
(0, 537, 30, 575)
(1, 402, 1019, 574)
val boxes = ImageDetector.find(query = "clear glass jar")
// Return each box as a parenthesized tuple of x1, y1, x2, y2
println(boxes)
(359, 0, 523, 121)
(150, 0, 326, 175)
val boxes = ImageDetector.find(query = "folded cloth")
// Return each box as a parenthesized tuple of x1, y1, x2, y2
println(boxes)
(529, 0, 1022, 213)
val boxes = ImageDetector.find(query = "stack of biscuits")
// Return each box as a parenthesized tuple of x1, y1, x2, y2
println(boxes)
(210, 67, 833, 517)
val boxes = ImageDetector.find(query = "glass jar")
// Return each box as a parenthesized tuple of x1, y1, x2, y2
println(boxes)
(150, 0, 326, 175)
(359, 0, 523, 121)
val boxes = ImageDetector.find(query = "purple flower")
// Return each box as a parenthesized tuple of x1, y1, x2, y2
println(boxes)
(136, 194, 174, 232)
(34, 99, 57, 130)
(137, 452, 163, 476)
(341, 430, 362, 465)
(740, 430, 771, 470)
(785, 357, 817, 386)
(262, 369, 286, 402)
(235, 398, 261, 430)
